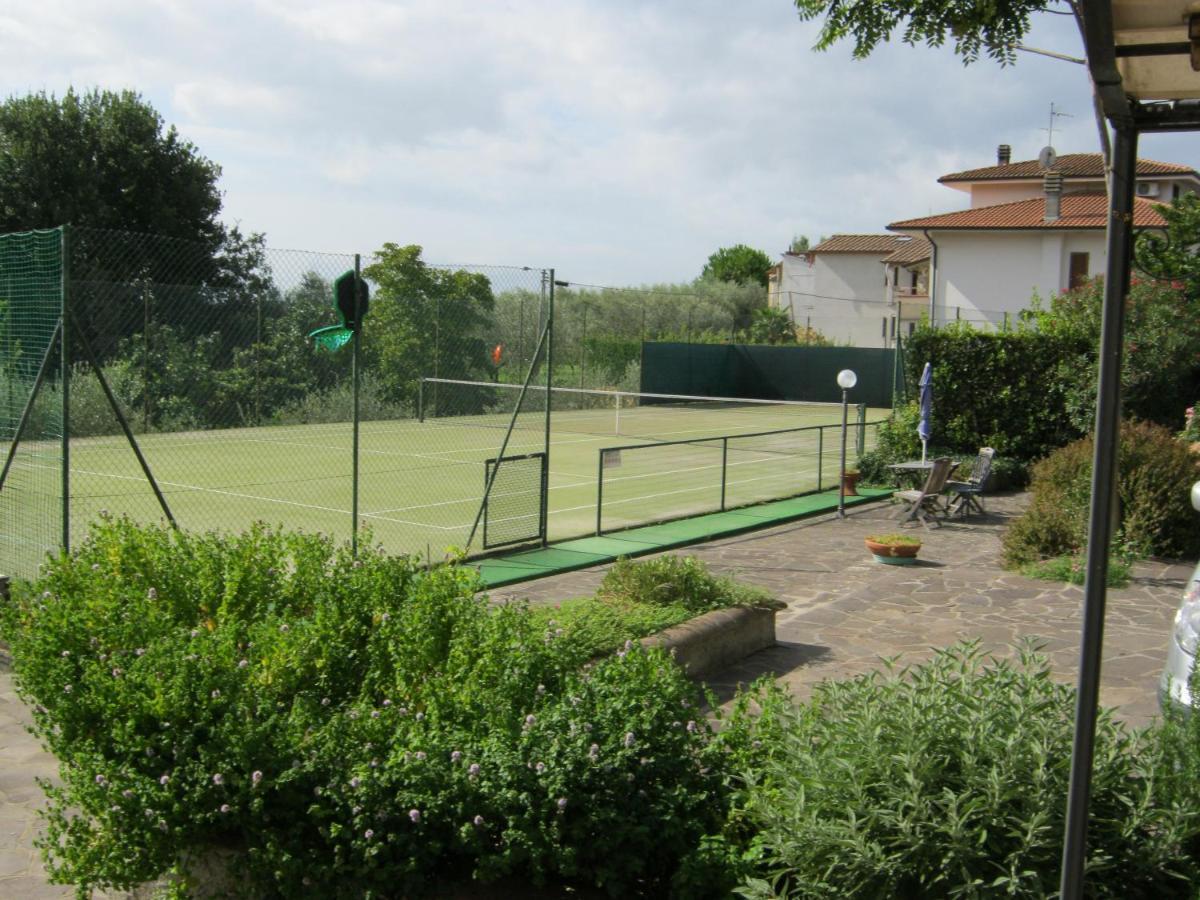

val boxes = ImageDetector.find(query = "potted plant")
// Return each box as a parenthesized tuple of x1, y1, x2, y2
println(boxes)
(864, 533, 922, 565)
(842, 469, 862, 496)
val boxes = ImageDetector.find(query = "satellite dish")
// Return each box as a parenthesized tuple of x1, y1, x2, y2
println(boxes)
(1037, 145, 1058, 169)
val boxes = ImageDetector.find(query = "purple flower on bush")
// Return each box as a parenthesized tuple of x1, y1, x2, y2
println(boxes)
(687, 720, 697, 733)
(135, 648, 146, 657)
(121, 789, 133, 799)
(382, 699, 392, 707)
(364, 828, 374, 840)
(94, 775, 107, 787)
(370, 710, 380, 719)
(321, 697, 330, 707)
(238, 659, 248, 669)
(63, 684, 72, 694)
(91, 563, 100, 572)
(279, 624, 289, 633)
(557, 797, 568, 811)
(111, 668, 122, 678)
(535, 762, 546, 775)
(408, 809, 421, 824)
(147, 588, 157, 600)
(220, 804, 230, 814)
(450, 750, 462, 763)
(159, 775, 169, 786)
(252, 771, 263, 785)
(398, 706, 408, 715)
(415, 752, 426, 761)
(468, 763, 481, 777)
(415, 712, 424, 721)
(60, 650, 70, 658)
(350, 777, 361, 789)
(380, 613, 389, 622)
(212, 773, 224, 786)
(536, 683, 545, 695)
(525, 714, 536, 727)
(588, 743, 599, 760)
(473, 814, 485, 826)
(624, 732, 635, 748)
(211, 689, 220, 699)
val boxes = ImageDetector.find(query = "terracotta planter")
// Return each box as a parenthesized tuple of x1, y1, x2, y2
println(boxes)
(864, 537, 921, 565)
(842, 471, 861, 496)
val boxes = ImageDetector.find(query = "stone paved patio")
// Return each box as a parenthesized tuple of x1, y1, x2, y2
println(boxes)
(0, 491, 1190, 896)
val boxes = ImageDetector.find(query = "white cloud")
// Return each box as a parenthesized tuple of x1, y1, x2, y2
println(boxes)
(0, 0, 1197, 285)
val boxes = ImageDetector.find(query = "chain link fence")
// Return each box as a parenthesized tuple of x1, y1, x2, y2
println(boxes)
(0, 226, 551, 578)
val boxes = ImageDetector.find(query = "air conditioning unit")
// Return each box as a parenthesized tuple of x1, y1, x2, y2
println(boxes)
(1136, 182, 1161, 197)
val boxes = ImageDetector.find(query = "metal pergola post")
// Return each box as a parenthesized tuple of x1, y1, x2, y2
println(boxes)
(1059, 120, 1139, 900)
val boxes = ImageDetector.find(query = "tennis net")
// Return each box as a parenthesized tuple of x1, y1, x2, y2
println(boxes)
(418, 377, 862, 441)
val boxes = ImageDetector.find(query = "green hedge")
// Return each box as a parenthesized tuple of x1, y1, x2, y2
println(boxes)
(903, 323, 1088, 462)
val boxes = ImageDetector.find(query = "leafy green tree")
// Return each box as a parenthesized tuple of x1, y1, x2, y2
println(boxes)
(747, 307, 797, 345)
(363, 244, 495, 407)
(0, 88, 270, 353)
(701, 244, 773, 288)
(792, 0, 1049, 64)
(1136, 192, 1200, 298)
(0, 88, 222, 245)
(789, 235, 811, 253)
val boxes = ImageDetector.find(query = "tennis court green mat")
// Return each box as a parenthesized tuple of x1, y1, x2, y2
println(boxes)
(475, 487, 893, 588)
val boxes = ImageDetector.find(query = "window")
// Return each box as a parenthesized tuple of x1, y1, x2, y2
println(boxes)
(1069, 252, 1090, 289)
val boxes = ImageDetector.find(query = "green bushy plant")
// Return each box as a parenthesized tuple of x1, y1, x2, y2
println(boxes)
(732, 642, 1200, 899)
(1020, 550, 1134, 588)
(1004, 420, 1200, 567)
(597, 554, 772, 615)
(0, 520, 740, 897)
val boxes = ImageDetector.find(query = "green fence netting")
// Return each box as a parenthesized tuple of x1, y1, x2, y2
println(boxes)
(0, 228, 64, 579)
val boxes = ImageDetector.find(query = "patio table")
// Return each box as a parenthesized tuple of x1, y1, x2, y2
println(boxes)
(888, 459, 960, 488)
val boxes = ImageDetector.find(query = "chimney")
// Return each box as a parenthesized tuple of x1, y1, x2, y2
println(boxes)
(1044, 171, 1063, 221)
(997, 144, 1012, 166)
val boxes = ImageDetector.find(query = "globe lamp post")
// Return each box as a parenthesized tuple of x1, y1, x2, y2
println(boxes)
(837, 369, 857, 518)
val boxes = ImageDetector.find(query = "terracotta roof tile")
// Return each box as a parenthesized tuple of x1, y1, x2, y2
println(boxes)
(939, 153, 1195, 183)
(881, 237, 932, 265)
(887, 194, 1167, 231)
(810, 234, 904, 254)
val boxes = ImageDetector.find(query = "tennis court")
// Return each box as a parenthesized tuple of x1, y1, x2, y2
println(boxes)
(2, 393, 886, 578)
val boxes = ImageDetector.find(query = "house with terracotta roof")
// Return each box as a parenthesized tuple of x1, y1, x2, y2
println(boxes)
(886, 146, 1199, 328)
(767, 234, 931, 347)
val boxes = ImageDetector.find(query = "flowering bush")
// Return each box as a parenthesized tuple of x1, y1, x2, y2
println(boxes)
(1182, 402, 1200, 443)
(731, 642, 1200, 899)
(0, 519, 752, 897)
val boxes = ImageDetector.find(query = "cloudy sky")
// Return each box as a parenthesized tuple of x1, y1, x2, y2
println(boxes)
(2, 0, 1197, 284)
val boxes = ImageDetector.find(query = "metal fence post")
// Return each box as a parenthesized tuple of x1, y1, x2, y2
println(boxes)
(720, 438, 728, 511)
(543, 270, 554, 546)
(856, 403, 867, 456)
(60, 225, 70, 553)
(596, 450, 604, 536)
(351, 254, 362, 555)
(816, 426, 823, 491)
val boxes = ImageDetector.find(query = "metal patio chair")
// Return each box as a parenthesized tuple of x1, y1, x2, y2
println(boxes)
(946, 447, 995, 519)
(894, 456, 954, 528)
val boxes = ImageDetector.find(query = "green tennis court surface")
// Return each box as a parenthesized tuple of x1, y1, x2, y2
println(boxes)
(2, 400, 887, 579)
(476, 488, 894, 588)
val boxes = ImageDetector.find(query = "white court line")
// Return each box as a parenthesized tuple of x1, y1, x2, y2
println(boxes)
(13, 461, 465, 531)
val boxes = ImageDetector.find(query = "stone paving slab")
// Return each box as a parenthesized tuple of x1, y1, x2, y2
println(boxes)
(1, 491, 1189, 895)
(489, 492, 1188, 728)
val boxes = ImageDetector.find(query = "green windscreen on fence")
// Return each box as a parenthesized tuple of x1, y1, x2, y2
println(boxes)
(0, 228, 63, 579)
(639, 343, 897, 408)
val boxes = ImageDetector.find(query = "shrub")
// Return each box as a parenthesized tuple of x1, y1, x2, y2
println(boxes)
(732, 642, 1200, 899)
(1004, 420, 1200, 566)
(0, 520, 736, 897)
(597, 554, 772, 615)
(1020, 551, 1134, 588)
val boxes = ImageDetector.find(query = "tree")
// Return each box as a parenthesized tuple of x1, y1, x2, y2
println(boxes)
(791, 0, 1113, 164)
(362, 244, 496, 408)
(0, 88, 271, 356)
(1136, 192, 1200, 298)
(793, 0, 1049, 65)
(701, 244, 774, 288)
(789, 235, 811, 253)
(0, 88, 223, 244)
(747, 307, 797, 344)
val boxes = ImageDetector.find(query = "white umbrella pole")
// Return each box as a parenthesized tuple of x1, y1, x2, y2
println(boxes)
(921, 440, 927, 463)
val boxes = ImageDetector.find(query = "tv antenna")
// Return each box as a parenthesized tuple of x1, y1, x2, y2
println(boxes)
(1041, 101, 1072, 151)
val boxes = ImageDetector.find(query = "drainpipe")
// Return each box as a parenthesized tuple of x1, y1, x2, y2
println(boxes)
(922, 229, 939, 327)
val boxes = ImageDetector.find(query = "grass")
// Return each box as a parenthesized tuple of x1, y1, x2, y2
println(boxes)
(1, 402, 887, 580)
(1021, 552, 1134, 588)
